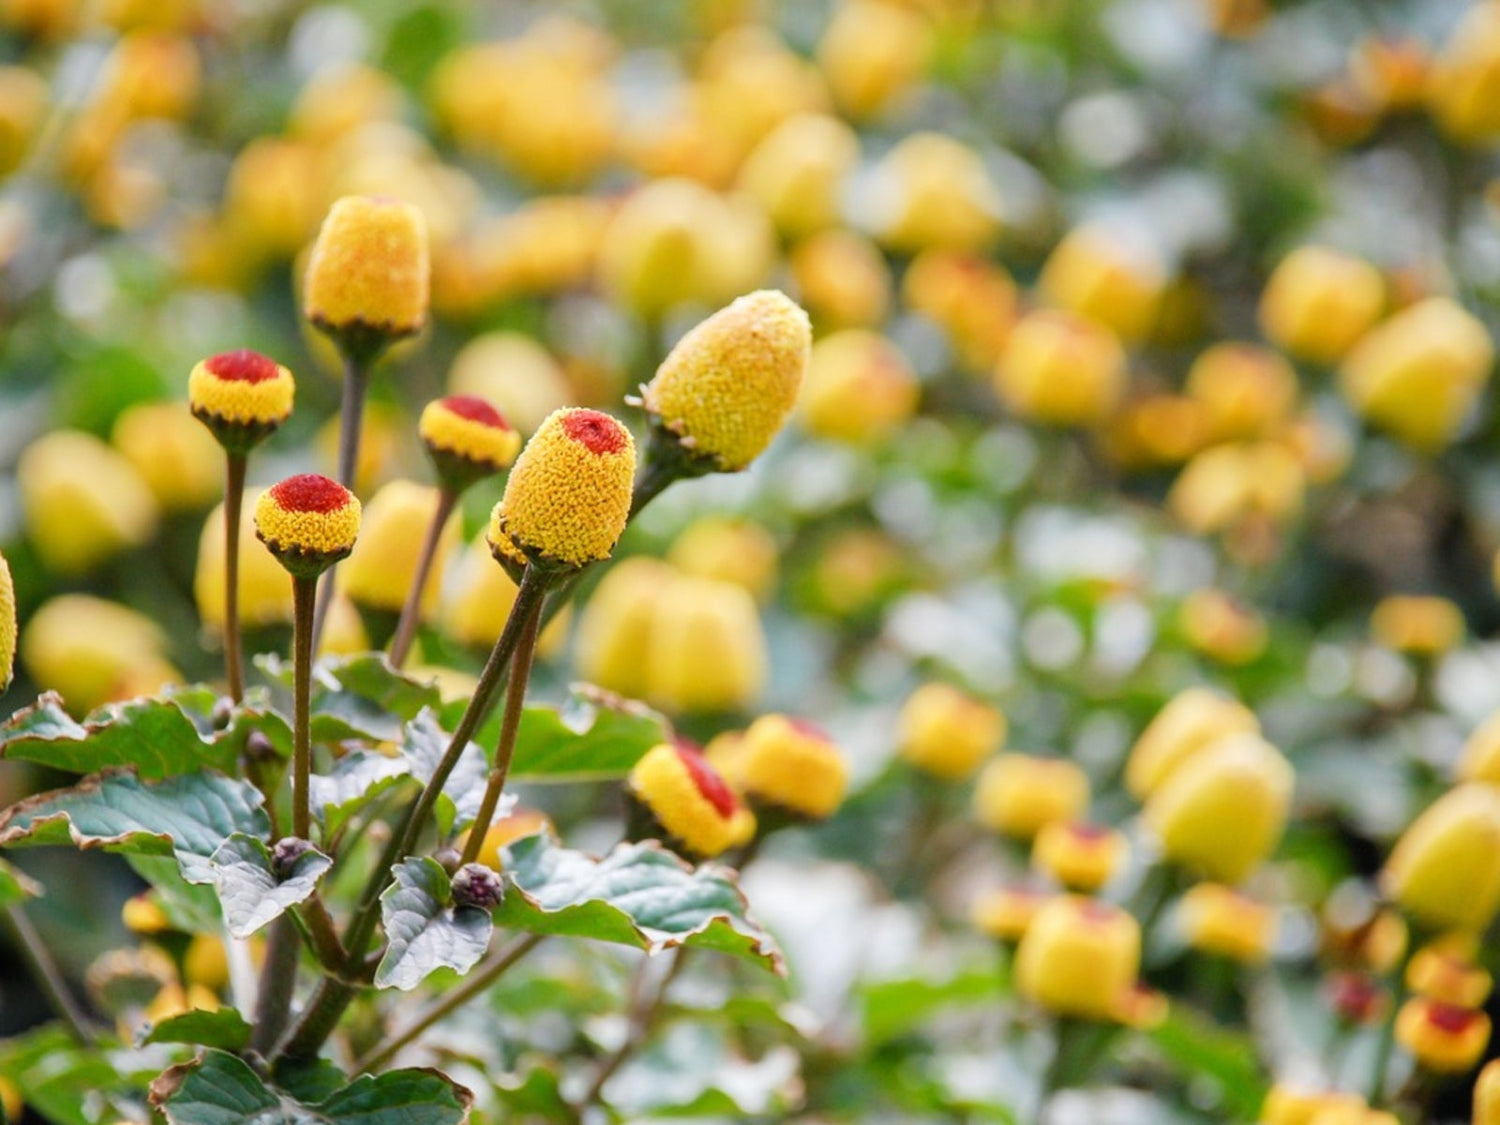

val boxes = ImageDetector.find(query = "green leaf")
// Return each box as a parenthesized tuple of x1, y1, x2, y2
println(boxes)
(376, 858, 492, 991)
(494, 834, 783, 972)
(400, 710, 493, 836)
(309, 748, 412, 837)
(209, 833, 332, 938)
(861, 964, 1006, 1046)
(1146, 1009, 1267, 1122)
(508, 687, 671, 782)
(261, 653, 445, 743)
(0, 770, 270, 884)
(128, 855, 224, 932)
(0, 857, 40, 906)
(141, 1007, 253, 1051)
(151, 1048, 472, 1125)
(0, 1025, 139, 1125)
(0, 692, 239, 779)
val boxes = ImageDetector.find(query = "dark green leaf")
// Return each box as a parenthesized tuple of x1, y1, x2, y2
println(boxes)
(0, 857, 40, 906)
(128, 855, 224, 932)
(376, 858, 492, 991)
(508, 687, 670, 782)
(494, 834, 783, 972)
(309, 749, 412, 837)
(209, 833, 331, 938)
(400, 710, 492, 836)
(141, 1007, 253, 1051)
(1146, 1009, 1267, 1121)
(317, 1069, 473, 1124)
(0, 770, 270, 884)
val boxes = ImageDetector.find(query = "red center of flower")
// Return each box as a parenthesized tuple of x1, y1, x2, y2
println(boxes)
(205, 349, 281, 383)
(441, 395, 509, 430)
(787, 717, 831, 742)
(674, 744, 738, 819)
(1069, 823, 1112, 841)
(1078, 901, 1119, 924)
(269, 473, 351, 514)
(1427, 1002, 1480, 1034)
(562, 409, 627, 455)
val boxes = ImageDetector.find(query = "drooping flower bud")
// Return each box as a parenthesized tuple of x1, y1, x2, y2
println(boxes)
(254, 473, 361, 578)
(627, 741, 756, 860)
(419, 394, 521, 491)
(187, 349, 295, 452)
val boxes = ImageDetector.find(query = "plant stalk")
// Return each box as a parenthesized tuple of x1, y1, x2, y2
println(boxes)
(310, 353, 370, 651)
(223, 452, 248, 704)
(3, 903, 96, 1045)
(291, 574, 318, 842)
(387, 486, 458, 670)
(250, 915, 301, 1055)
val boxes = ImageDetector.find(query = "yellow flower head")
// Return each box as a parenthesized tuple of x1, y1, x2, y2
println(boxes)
(440, 534, 571, 656)
(184, 933, 229, 991)
(667, 517, 779, 602)
(19, 429, 160, 575)
(489, 408, 635, 570)
(254, 473, 361, 578)
(645, 574, 767, 715)
(187, 349, 295, 447)
(1476, 1058, 1500, 1125)
(341, 480, 456, 614)
(21, 595, 177, 714)
(303, 194, 430, 346)
(419, 394, 521, 488)
(1258, 1085, 1366, 1125)
(0, 549, 13, 692)
(1258, 245, 1385, 365)
(1406, 938, 1493, 1009)
(628, 741, 755, 860)
(1126, 687, 1260, 799)
(993, 308, 1127, 428)
(898, 682, 1006, 781)
(113, 401, 223, 511)
(799, 329, 920, 446)
(1381, 783, 1500, 932)
(1184, 342, 1299, 442)
(639, 290, 812, 472)
(727, 714, 848, 821)
(121, 891, 171, 934)
(1178, 882, 1276, 964)
(1037, 224, 1166, 344)
(1369, 594, 1465, 656)
(1015, 896, 1141, 1022)
(1032, 821, 1129, 893)
(460, 807, 552, 872)
(973, 753, 1090, 841)
(970, 885, 1053, 944)
(1395, 998, 1491, 1074)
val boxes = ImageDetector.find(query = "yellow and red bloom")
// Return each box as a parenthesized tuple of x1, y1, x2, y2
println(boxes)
(628, 741, 756, 859)
(1395, 998, 1491, 1073)
(1015, 896, 1141, 1022)
(1406, 937, 1494, 1009)
(187, 349, 295, 450)
(254, 473, 361, 578)
(722, 714, 848, 821)
(1178, 882, 1276, 964)
(1258, 1084, 1366, 1125)
(419, 393, 521, 490)
(1032, 821, 1128, 893)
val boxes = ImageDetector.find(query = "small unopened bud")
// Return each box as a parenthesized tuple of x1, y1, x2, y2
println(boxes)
(271, 837, 314, 881)
(450, 863, 504, 910)
(433, 847, 462, 874)
(243, 729, 277, 763)
(211, 695, 234, 731)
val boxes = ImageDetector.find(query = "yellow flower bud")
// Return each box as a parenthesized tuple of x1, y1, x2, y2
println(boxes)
(488, 408, 635, 570)
(646, 576, 766, 714)
(1426, 2, 1500, 143)
(789, 229, 892, 331)
(0, 550, 13, 692)
(102, 32, 199, 121)
(254, 473, 362, 578)
(903, 249, 1018, 372)
(187, 349, 296, 445)
(1014, 896, 1140, 1022)
(1407, 937, 1493, 1009)
(807, 527, 908, 618)
(993, 309, 1127, 427)
(195, 489, 294, 632)
(1382, 783, 1500, 932)
(1339, 297, 1494, 451)
(183, 933, 228, 991)
(111, 401, 222, 512)
(898, 682, 1006, 780)
(1037, 225, 1166, 344)
(1168, 441, 1305, 535)
(871, 132, 1002, 253)
(973, 754, 1090, 841)
(289, 64, 404, 146)
(1111, 983, 1169, 1031)
(1396, 998, 1491, 1074)
(1259, 246, 1385, 365)
(726, 714, 848, 820)
(1476, 1058, 1500, 1125)
(222, 138, 326, 260)
(0, 0, 80, 38)
(1126, 688, 1260, 799)
(629, 742, 755, 859)
(1179, 883, 1276, 964)
(573, 557, 675, 698)
(640, 290, 811, 472)
(692, 25, 831, 167)
(1309, 1105, 1400, 1125)
(1185, 342, 1299, 442)
(459, 808, 552, 872)
(21, 595, 176, 714)
(799, 329, 920, 446)
(1179, 589, 1270, 667)
(121, 892, 170, 934)
(817, 0, 933, 120)
(1458, 709, 1500, 786)
(19, 430, 159, 574)
(736, 113, 859, 238)
(0, 65, 47, 177)
(1258, 1085, 1366, 1125)
(143, 980, 220, 1029)
(341, 480, 455, 615)
(1107, 394, 1210, 470)
(1032, 822, 1128, 893)
(667, 518, 779, 602)
(970, 885, 1053, 944)
(446, 331, 571, 439)
(1144, 733, 1294, 884)
(1369, 594, 1465, 656)
(418, 394, 521, 487)
(304, 195, 430, 345)
(1349, 35, 1430, 113)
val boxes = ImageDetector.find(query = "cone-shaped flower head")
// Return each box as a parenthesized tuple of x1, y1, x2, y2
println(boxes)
(187, 349, 295, 451)
(419, 393, 521, 491)
(254, 473, 361, 578)
(0, 550, 13, 691)
(1381, 783, 1500, 931)
(1015, 896, 1141, 1022)
(304, 195, 430, 352)
(488, 408, 635, 571)
(628, 741, 756, 860)
(719, 714, 848, 821)
(639, 290, 811, 473)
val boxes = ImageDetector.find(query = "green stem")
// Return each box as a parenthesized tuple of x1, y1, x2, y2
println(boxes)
(3, 904, 96, 1044)
(579, 949, 690, 1110)
(352, 934, 543, 1073)
(459, 594, 543, 866)
(387, 487, 458, 670)
(310, 354, 369, 652)
(250, 915, 301, 1055)
(291, 575, 318, 842)
(223, 453, 247, 704)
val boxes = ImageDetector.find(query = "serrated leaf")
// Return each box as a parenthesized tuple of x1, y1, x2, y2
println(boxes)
(0, 857, 40, 906)
(0, 770, 270, 885)
(263, 653, 444, 743)
(376, 858, 492, 991)
(0, 692, 239, 779)
(141, 1007, 253, 1051)
(209, 833, 331, 938)
(494, 834, 783, 972)
(309, 749, 412, 836)
(151, 1049, 472, 1125)
(400, 710, 497, 837)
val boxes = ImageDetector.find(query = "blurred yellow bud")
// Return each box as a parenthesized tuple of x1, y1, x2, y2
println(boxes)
(21, 595, 176, 713)
(102, 32, 199, 121)
(1126, 688, 1260, 799)
(487, 61, 615, 189)
(725, 714, 848, 820)
(304, 195, 430, 346)
(0, 0, 80, 38)
(440, 535, 569, 658)
(628, 742, 755, 859)
(1476, 1058, 1500, 1125)
(121, 892, 170, 934)
(799, 329, 920, 445)
(870, 132, 1002, 253)
(222, 139, 326, 260)
(970, 885, 1053, 944)
(573, 557, 675, 698)
(1144, 732, 1293, 884)
(0, 550, 13, 693)
(993, 309, 1126, 427)
(1032, 822, 1128, 893)
(460, 807, 552, 872)
(1179, 883, 1275, 964)
(446, 332, 572, 439)
(1185, 342, 1299, 441)
(646, 576, 766, 714)
(1168, 441, 1305, 535)
(341, 480, 456, 616)
(1382, 783, 1500, 932)
(736, 114, 859, 238)
(1458, 709, 1500, 786)
(289, 64, 404, 146)
(1107, 394, 1210, 470)
(0, 66, 47, 177)
(1396, 999, 1491, 1073)
(1339, 297, 1494, 452)
(1038, 225, 1166, 344)
(19, 430, 159, 574)
(667, 518, 778, 602)
(692, 26, 831, 169)
(818, 0, 933, 119)
(99, 0, 200, 32)
(1407, 937, 1493, 1009)
(111, 401, 222, 512)
(1349, 35, 1430, 113)
(1015, 896, 1140, 1022)
(1258, 1085, 1365, 1125)
(183, 934, 228, 991)
(196, 489, 294, 633)
(902, 249, 1018, 372)
(1179, 589, 1269, 666)
(806, 527, 908, 618)
(973, 754, 1089, 841)
(1259, 246, 1385, 365)
(1369, 594, 1465, 656)
(789, 229, 892, 331)
(1426, 2, 1500, 143)
(898, 682, 1005, 780)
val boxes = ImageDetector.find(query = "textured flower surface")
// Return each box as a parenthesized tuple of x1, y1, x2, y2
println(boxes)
(254, 473, 361, 572)
(628, 742, 754, 859)
(187, 349, 295, 428)
(419, 394, 521, 476)
(304, 195, 430, 338)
